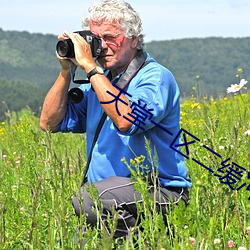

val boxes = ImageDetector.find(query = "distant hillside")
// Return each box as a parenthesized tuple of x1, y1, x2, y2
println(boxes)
(0, 29, 60, 120)
(0, 29, 60, 88)
(0, 28, 249, 120)
(145, 37, 250, 98)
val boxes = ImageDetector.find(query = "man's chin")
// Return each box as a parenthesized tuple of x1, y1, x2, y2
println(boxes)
(98, 58, 113, 69)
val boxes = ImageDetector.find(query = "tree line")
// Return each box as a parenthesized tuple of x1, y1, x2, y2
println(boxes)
(0, 28, 249, 120)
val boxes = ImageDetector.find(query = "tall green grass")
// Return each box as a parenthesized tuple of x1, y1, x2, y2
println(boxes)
(0, 92, 249, 249)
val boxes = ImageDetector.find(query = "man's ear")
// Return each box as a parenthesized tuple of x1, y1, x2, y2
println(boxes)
(131, 36, 139, 48)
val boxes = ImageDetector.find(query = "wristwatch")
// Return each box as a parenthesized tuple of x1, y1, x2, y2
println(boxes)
(87, 66, 104, 80)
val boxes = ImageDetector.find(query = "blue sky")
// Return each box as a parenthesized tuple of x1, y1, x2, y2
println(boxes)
(1, 0, 250, 42)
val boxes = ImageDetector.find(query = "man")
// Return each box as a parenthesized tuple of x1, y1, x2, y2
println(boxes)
(40, 0, 192, 241)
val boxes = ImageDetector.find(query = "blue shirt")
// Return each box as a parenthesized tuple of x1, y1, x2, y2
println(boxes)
(58, 52, 192, 188)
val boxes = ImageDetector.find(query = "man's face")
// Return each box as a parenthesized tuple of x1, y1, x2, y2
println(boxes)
(89, 20, 138, 73)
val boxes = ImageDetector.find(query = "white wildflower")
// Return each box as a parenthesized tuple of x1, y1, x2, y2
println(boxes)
(227, 79, 248, 93)
(238, 247, 247, 250)
(244, 130, 250, 136)
(214, 238, 221, 244)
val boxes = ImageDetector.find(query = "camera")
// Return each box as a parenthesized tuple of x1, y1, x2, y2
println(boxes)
(56, 30, 102, 58)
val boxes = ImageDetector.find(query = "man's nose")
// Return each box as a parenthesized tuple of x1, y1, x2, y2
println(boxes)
(101, 38, 108, 49)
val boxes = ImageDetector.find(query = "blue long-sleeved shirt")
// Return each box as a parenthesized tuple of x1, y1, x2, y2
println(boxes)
(58, 52, 192, 188)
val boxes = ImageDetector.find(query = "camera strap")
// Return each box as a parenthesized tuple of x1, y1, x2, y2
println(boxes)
(81, 50, 149, 186)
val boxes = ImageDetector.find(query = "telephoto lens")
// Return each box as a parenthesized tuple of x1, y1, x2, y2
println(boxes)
(68, 88, 84, 103)
(56, 39, 75, 58)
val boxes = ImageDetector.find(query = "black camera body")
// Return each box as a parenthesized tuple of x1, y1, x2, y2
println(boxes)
(56, 30, 102, 58)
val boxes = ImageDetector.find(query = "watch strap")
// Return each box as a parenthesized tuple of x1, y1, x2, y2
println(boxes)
(87, 68, 97, 79)
(87, 67, 103, 80)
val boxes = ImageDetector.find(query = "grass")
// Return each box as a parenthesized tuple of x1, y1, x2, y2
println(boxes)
(0, 92, 250, 249)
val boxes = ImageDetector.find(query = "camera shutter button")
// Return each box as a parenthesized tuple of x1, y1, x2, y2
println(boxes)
(87, 66, 104, 80)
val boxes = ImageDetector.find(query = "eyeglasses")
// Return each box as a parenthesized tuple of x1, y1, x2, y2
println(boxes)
(96, 33, 124, 46)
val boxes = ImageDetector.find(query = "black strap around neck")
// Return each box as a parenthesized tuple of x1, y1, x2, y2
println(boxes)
(81, 112, 107, 186)
(115, 49, 147, 89)
(81, 50, 148, 186)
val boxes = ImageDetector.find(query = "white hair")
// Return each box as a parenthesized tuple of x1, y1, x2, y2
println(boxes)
(82, 0, 145, 49)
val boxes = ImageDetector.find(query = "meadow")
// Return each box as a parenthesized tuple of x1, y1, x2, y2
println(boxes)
(0, 86, 249, 249)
